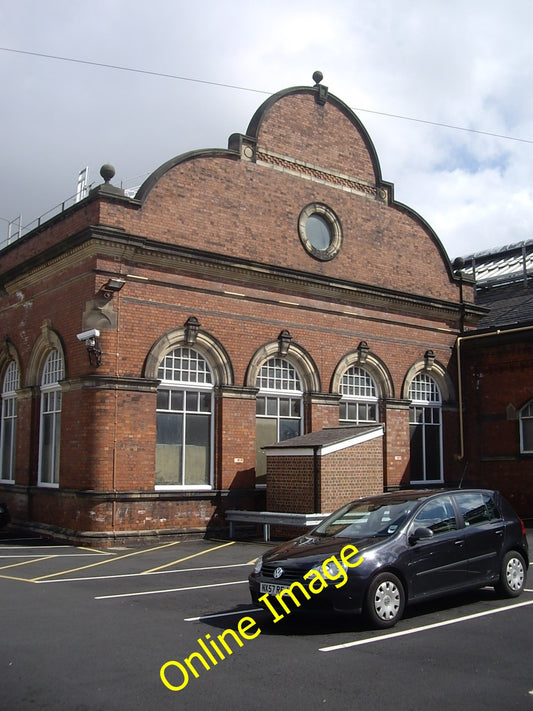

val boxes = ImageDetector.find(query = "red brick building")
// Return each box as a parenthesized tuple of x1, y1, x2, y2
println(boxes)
(0, 76, 483, 543)
(456, 242, 533, 517)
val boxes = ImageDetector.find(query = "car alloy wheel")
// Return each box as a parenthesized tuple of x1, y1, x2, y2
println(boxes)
(496, 550, 526, 598)
(365, 573, 405, 629)
(503, 552, 525, 595)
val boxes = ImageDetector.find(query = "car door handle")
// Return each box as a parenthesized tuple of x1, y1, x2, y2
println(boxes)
(454, 540, 465, 546)
(495, 529, 503, 536)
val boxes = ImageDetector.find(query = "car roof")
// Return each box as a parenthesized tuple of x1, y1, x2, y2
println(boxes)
(353, 488, 494, 506)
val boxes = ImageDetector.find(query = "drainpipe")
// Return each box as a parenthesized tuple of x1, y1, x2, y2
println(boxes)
(111, 280, 124, 539)
(456, 325, 533, 461)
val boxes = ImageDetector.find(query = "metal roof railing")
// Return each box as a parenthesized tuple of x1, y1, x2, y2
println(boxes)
(0, 185, 96, 252)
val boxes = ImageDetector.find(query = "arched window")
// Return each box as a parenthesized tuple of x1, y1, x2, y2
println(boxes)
(409, 372, 443, 483)
(156, 347, 214, 489)
(339, 366, 378, 424)
(1, 362, 19, 482)
(255, 357, 303, 484)
(39, 349, 64, 486)
(519, 400, 533, 454)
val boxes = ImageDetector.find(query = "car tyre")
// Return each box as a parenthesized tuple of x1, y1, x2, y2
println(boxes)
(365, 572, 405, 629)
(495, 550, 526, 598)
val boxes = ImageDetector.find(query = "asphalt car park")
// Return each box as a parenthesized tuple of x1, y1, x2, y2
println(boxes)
(1, 528, 532, 711)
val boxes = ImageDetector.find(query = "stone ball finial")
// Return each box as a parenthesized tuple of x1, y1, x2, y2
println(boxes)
(453, 257, 465, 271)
(100, 164, 115, 183)
(312, 70, 323, 85)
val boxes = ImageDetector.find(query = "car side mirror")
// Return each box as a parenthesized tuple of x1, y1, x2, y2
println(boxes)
(409, 526, 434, 545)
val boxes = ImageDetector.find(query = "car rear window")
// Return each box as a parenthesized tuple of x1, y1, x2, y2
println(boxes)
(454, 492, 501, 526)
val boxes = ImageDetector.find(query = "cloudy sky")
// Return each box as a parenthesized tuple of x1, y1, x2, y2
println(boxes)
(0, 0, 531, 260)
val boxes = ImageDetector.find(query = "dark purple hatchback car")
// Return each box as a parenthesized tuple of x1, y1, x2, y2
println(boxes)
(249, 488, 529, 628)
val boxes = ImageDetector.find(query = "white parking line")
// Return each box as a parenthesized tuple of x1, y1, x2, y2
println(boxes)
(184, 607, 263, 622)
(0, 553, 112, 558)
(94, 579, 247, 600)
(36, 562, 250, 584)
(319, 598, 533, 652)
(0, 544, 71, 549)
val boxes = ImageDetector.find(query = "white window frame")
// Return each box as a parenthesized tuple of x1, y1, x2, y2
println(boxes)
(1, 362, 19, 482)
(408, 372, 443, 484)
(38, 350, 64, 487)
(519, 400, 533, 454)
(155, 347, 214, 491)
(255, 357, 303, 486)
(339, 365, 379, 424)
(256, 357, 304, 439)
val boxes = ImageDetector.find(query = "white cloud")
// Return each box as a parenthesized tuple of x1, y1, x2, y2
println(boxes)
(0, 0, 531, 259)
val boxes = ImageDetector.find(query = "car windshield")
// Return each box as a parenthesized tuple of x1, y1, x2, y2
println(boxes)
(314, 500, 415, 538)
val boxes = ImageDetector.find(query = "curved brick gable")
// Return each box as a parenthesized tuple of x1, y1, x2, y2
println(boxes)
(250, 90, 378, 185)
(131, 87, 457, 301)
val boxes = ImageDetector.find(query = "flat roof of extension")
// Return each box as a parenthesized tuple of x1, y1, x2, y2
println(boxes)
(262, 425, 385, 457)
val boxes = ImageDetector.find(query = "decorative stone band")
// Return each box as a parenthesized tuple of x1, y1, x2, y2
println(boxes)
(256, 150, 385, 201)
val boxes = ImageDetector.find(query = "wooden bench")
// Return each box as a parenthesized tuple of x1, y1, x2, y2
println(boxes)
(225, 510, 329, 542)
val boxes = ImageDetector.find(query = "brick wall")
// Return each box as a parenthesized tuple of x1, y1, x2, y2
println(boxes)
(320, 437, 384, 511)
(460, 336, 533, 516)
(266, 456, 316, 513)
(266, 435, 383, 514)
(383, 404, 411, 488)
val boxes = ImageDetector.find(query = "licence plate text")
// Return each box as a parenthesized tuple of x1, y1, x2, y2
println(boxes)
(260, 582, 290, 595)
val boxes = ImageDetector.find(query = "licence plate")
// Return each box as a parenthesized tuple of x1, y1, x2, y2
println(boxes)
(260, 582, 290, 595)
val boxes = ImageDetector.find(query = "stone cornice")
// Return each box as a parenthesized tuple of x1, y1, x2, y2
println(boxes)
(1, 226, 483, 324)
(304, 392, 342, 405)
(60, 375, 159, 392)
(217, 385, 258, 399)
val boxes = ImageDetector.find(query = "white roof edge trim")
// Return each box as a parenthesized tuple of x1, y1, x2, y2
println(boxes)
(321, 425, 385, 455)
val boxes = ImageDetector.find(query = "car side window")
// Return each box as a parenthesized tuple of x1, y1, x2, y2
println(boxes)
(455, 492, 501, 527)
(412, 496, 458, 536)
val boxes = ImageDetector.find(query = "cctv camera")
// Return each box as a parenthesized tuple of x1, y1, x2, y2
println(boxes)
(77, 329, 100, 342)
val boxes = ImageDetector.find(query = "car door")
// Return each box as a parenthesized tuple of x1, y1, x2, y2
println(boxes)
(453, 491, 505, 584)
(406, 494, 469, 599)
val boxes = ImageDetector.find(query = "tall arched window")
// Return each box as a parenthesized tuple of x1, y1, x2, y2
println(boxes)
(255, 357, 303, 484)
(409, 372, 443, 483)
(519, 400, 533, 454)
(156, 347, 214, 489)
(1, 362, 19, 482)
(339, 366, 378, 424)
(39, 349, 64, 486)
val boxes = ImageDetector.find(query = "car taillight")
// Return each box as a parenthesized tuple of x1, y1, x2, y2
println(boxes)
(520, 518, 527, 536)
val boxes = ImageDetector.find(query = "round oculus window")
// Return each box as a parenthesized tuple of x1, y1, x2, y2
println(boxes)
(298, 204, 342, 261)
(306, 214, 331, 250)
